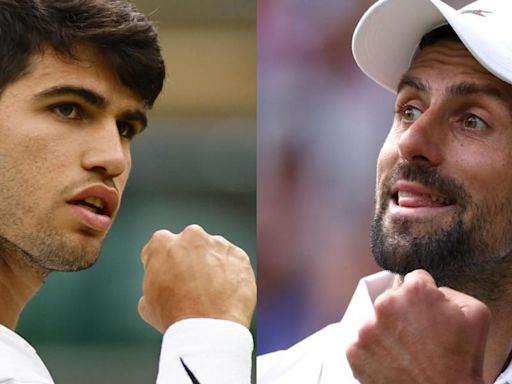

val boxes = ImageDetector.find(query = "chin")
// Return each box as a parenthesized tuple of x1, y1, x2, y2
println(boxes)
(46, 254, 100, 272)
(28, 237, 104, 272)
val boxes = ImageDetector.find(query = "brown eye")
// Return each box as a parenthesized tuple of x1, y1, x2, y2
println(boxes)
(52, 104, 81, 119)
(117, 121, 137, 139)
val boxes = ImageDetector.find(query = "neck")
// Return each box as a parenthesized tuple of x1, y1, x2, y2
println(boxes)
(0, 242, 48, 330)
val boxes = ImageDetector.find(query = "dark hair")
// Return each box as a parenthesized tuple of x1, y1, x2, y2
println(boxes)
(0, 0, 165, 107)
(419, 24, 462, 50)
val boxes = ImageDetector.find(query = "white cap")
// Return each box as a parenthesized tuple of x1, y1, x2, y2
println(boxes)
(352, 0, 512, 93)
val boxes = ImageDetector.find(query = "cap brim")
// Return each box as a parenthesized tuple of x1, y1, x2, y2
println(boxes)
(352, 0, 512, 93)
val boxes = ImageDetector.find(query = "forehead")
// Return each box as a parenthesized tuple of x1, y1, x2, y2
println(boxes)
(4, 44, 143, 110)
(403, 40, 512, 97)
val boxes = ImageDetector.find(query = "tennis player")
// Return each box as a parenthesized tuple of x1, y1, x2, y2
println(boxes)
(258, 0, 512, 383)
(0, 1, 256, 383)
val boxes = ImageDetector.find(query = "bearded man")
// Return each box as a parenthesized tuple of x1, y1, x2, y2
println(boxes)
(258, 0, 512, 383)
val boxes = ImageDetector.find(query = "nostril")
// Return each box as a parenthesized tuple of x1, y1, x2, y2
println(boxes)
(90, 165, 108, 174)
(411, 154, 430, 163)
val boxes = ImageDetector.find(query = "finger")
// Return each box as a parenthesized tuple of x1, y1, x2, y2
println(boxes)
(140, 243, 150, 266)
(137, 296, 148, 320)
(438, 286, 491, 324)
(403, 269, 437, 287)
(180, 224, 207, 238)
(140, 229, 177, 266)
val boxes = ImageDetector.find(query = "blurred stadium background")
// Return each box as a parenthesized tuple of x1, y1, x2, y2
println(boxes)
(258, 0, 471, 355)
(17, 1, 255, 383)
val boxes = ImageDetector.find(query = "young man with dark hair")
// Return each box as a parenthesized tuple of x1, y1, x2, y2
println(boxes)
(0, 1, 256, 383)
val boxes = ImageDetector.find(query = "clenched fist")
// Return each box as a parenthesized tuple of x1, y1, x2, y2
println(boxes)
(138, 224, 256, 333)
(346, 269, 490, 384)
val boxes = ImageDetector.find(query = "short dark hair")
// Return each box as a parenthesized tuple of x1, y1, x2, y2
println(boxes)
(419, 24, 461, 51)
(0, 0, 165, 108)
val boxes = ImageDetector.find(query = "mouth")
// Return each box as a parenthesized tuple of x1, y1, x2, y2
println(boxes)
(388, 181, 454, 213)
(391, 190, 453, 208)
(69, 197, 107, 215)
(67, 185, 119, 232)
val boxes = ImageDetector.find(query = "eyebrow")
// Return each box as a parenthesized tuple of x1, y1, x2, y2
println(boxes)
(397, 76, 432, 94)
(34, 84, 148, 130)
(34, 85, 108, 109)
(447, 81, 507, 101)
(397, 75, 510, 104)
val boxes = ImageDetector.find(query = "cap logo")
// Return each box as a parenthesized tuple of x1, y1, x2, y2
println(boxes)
(461, 9, 492, 17)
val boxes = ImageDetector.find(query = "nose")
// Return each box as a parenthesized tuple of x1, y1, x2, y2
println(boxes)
(397, 109, 444, 167)
(81, 120, 129, 178)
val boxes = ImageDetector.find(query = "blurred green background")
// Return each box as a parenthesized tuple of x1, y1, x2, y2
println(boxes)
(17, 1, 255, 382)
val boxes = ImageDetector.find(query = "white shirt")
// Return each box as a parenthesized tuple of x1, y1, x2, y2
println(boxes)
(0, 318, 253, 384)
(0, 323, 53, 383)
(257, 271, 512, 384)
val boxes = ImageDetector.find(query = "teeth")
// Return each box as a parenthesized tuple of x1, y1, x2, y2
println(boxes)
(398, 191, 413, 198)
(84, 197, 104, 210)
(397, 191, 450, 205)
(430, 194, 450, 205)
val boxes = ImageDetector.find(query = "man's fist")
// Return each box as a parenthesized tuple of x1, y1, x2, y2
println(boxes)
(138, 225, 256, 333)
(346, 270, 490, 384)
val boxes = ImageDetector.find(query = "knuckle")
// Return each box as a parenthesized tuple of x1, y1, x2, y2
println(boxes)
(474, 301, 491, 322)
(345, 342, 360, 364)
(373, 292, 397, 318)
(137, 297, 147, 317)
(402, 278, 429, 299)
(181, 224, 207, 239)
(404, 277, 426, 292)
(407, 269, 430, 280)
(357, 319, 378, 344)
(212, 234, 227, 243)
(225, 241, 250, 261)
(151, 229, 173, 242)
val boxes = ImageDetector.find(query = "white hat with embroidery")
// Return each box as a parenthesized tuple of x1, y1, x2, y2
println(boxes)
(352, 0, 512, 92)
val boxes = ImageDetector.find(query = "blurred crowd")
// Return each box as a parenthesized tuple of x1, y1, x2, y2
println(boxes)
(257, 0, 469, 354)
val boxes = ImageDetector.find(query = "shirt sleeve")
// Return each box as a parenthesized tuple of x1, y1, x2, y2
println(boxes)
(156, 318, 254, 384)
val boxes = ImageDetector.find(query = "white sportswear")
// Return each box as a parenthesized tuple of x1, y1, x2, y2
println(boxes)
(0, 318, 253, 384)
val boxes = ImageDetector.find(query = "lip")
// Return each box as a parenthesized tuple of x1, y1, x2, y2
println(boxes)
(67, 184, 119, 232)
(390, 180, 445, 199)
(388, 180, 454, 216)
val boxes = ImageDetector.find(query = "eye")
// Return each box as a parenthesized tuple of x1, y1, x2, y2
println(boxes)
(463, 114, 489, 130)
(51, 104, 81, 120)
(117, 121, 137, 140)
(397, 105, 422, 123)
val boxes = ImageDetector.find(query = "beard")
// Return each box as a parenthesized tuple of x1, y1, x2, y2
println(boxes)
(370, 162, 512, 305)
(0, 173, 112, 273)
(0, 227, 102, 272)
(0, 192, 105, 272)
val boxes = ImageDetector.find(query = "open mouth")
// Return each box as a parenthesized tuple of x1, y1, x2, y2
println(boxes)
(391, 190, 453, 208)
(70, 197, 106, 215)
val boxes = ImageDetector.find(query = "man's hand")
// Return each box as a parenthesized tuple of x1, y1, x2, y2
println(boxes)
(346, 269, 490, 384)
(138, 225, 256, 333)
